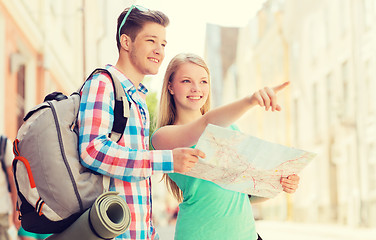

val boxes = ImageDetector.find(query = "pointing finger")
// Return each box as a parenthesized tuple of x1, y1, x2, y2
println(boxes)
(273, 81, 290, 93)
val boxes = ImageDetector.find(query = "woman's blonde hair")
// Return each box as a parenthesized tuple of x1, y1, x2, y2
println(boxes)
(157, 53, 211, 202)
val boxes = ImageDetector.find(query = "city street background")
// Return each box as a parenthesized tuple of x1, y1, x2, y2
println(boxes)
(1, 0, 376, 239)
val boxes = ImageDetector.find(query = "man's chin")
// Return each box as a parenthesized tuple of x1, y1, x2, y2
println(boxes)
(146, 69, 160, 75)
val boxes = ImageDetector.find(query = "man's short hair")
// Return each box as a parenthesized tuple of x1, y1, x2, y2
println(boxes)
(116, 7, 170, 51)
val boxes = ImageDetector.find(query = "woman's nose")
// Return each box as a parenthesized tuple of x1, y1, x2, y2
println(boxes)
(191, 83, 200, 92)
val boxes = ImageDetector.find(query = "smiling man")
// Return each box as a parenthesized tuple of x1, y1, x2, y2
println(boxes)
(78, 5, 205, 240)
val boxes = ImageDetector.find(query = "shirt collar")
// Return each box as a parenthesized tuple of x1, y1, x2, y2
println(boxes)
(105, 64, 149, 96)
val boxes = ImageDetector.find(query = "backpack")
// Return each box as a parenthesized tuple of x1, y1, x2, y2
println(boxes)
(12, 68, 130, 234)
(0, 135, 11, 192)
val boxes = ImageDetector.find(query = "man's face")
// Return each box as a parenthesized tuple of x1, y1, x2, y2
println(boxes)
(128, 22, 167, 76)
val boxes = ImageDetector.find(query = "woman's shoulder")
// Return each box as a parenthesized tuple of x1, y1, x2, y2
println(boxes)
(229, 124, 240, 131)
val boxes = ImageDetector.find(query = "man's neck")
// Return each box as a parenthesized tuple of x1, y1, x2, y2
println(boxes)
(115, 59, 144, 87)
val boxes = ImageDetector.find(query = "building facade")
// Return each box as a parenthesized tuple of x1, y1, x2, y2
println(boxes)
(0, 0, 128, 140)
(205, 0, 376, 228)
(284, 0, 376, 227)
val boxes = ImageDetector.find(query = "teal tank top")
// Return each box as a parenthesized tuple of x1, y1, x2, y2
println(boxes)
(169, 125, 258, 240)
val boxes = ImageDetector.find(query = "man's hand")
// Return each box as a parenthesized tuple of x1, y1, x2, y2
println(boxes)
(172, 148, 205, 173)
(280, 174, 300, 194)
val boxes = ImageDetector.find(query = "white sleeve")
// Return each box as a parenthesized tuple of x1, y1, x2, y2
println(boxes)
(4, 138, 13, 168)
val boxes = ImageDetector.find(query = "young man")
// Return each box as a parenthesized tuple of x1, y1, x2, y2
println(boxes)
(78, 6, 204, 240)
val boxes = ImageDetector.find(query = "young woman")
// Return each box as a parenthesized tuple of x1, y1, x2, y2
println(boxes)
(152, 53, 299, 240)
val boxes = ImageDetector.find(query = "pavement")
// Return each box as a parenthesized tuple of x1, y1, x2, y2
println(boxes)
(255, 220, 376, 240)
(156, 220, 376, 240)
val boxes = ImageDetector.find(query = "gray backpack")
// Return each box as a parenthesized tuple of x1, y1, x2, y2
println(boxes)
(13, 68, 130, 234)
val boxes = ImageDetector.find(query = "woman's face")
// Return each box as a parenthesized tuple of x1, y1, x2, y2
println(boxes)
(168, 62, 210, 113)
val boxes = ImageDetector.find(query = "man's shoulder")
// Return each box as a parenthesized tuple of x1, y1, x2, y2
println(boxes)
(81, 69, 115, 94)
(88, 69, 113, 84)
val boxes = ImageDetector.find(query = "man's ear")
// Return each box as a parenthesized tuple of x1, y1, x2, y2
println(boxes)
(120, 34, 131, 51)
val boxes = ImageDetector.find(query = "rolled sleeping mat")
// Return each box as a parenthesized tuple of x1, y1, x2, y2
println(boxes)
(46, 191, 131, 240)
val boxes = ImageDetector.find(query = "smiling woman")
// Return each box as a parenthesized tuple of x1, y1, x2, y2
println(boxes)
(167, 62, 210, 116)
(151, 52, 296, 240)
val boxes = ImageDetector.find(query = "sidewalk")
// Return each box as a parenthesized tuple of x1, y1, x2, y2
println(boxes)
(256, 220, 376, 240)
(157, 220, 376, 240)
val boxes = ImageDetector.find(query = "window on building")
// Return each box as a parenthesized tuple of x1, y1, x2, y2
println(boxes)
(62, 0, 74, 45)
(363, 0, 375, 31)
(326, 73, 333, 126)
(365, 60, 375, 114)
(21, 0, 41, 25)
(341, 61, 350, 117)
(293, 98, 299, 144)
(16, 65, 26, 130)
(324, 7, 330, 47)
(313, 82, 319, 138)
(339, 0, 347, 36)
(368, 143, 376, 192)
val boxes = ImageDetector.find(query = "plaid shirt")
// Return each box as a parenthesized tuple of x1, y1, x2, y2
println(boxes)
(78, 65, 173, 240)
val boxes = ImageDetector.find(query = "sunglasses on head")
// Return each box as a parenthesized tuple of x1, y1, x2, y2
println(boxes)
(118, 5, 148, 40)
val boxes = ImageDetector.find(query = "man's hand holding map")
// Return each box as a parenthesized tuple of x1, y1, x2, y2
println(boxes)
(185, 124, 316, 198)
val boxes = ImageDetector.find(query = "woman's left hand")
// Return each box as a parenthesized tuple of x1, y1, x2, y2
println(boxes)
(280, 174, 300, 194)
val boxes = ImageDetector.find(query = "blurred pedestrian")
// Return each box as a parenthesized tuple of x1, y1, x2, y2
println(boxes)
(0, 135, 19, 240)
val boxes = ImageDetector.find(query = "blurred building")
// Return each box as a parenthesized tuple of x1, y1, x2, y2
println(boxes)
(0, 0, 128, 139)
(204, 0, 376, 228)
(284, 0, 376, 228)
(205, 24, 239, 107)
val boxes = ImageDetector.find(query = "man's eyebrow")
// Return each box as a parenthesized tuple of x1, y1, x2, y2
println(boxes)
(144, 35, 167, 44)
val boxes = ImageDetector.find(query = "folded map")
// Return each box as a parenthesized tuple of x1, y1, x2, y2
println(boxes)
(185, 124, 316, 198)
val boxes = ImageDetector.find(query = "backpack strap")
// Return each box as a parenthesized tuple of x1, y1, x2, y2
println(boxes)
(80, 68, 131, 192)
(105, 68, 131, 142)
(80, 68, 130, 143)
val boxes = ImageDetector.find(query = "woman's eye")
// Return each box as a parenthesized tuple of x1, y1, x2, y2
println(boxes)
(201, 80, 208, 84)
(182, 80, 190, 83)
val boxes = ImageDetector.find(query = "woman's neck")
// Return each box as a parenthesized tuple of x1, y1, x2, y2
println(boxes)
(174, 109, 202, 125)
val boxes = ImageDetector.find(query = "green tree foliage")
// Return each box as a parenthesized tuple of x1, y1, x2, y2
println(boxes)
(144, 77, 159, 150)
(146, 91, 158, 147)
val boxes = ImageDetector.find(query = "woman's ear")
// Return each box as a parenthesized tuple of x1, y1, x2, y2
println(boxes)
(168, 83, 174, 95)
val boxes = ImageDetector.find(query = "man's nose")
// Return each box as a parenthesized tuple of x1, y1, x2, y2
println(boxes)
(153, 44, 164, 55)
